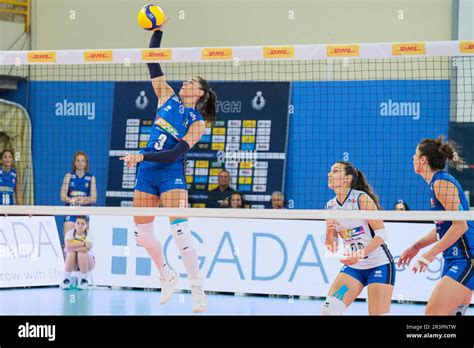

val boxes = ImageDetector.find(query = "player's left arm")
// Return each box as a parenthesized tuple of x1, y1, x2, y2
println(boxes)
(359, 194, 386, 256)
(14, 174, 22, 205)
(120, 121, 205, 166)
(426, 180, 468, 258)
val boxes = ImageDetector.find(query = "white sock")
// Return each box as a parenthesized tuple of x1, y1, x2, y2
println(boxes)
(181, 248, 201, 280)
(79, 272, 88, 281)
(170, 219, 202, 279)
(136, 222, 171, 280)
(64, 272, 71, 280)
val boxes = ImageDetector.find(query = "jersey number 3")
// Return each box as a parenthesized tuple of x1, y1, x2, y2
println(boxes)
(154, 134, 168, 151)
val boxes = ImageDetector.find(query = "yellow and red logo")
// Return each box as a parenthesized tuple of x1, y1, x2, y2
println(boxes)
(142, 49, 172, 61)
(84, 50, 113, 62)
(392, 42, 426, 56)
(460, 41, 474, 54)
(263, 46, 294, 59)
(202, 48, 232, 60)
(27, 51, 56, 63)
(327, 44, 360, 57)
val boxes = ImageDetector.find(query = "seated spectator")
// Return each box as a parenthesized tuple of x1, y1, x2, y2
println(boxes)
(271, 191, 286, 209)
(61, 216, 95, 290)
(225, 192, 246, 209)
(207, 169, 235, 208)
(394, 199, 409, 211)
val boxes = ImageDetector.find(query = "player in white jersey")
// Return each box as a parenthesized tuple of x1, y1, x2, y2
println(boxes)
(322, 161, 395, 315)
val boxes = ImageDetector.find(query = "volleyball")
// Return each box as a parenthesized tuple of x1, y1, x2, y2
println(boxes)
(137, 4, 166, 31)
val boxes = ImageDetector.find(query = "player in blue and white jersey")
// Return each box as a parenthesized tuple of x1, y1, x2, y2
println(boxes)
(120, 19, 216, 313)
(322, 162, 395, 315)
(0, 149, 22, 205)
(399, 137, 474, 315)
(60, 151, 97, 238)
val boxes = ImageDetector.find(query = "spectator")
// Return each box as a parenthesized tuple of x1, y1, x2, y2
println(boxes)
(394, 199, 409, 211)
(226, 192, 246, 209)
(60, 151, 97, 239)
(61, 216, 95, 290)
(207, 169, 235, 208)
(0, 149, 22, 205)
(271, 191, 286, 209)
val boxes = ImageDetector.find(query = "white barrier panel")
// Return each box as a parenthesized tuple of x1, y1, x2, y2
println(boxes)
(91, 216, 473, 303)
(0, 217, 64, 288)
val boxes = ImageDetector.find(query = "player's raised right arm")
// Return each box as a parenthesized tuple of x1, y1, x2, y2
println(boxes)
(147, 20, 174, 104)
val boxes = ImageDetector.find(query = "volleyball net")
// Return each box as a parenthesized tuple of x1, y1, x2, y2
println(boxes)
(0, 41, 473, 212)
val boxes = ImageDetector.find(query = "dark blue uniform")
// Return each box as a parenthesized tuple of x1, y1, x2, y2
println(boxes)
(0, 167, 17, 205)
(135, 94, 204, 196)
(430, 171, 474, 290)
(65, 171, 94, 223)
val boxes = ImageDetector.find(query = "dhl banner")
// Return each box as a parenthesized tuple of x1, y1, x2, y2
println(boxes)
(1, 41, 472, 65)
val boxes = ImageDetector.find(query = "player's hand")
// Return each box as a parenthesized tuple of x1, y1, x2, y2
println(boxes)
(120, 153, 144, 168)
(155, 17, 169, 31)
(412, 251, 436, 274)
(397, 244, 419, 268)
(340, 249, 365, 266)
(68, 198, 79, 206)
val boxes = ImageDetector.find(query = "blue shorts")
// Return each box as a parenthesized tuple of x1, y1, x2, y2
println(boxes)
(443, 258, 474, 290)
(340, 263, 396, 287)
(135, 163, 187, 197)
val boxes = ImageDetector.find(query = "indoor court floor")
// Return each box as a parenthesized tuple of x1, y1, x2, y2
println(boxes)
(0, 287, 435, 315)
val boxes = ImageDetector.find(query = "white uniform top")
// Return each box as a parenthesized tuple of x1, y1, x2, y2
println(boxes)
(325, 189, 393, 270)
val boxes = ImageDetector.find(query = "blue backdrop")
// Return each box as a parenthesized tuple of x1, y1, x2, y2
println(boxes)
(286, 80, 450, 210)
(1, 79, 450, 211)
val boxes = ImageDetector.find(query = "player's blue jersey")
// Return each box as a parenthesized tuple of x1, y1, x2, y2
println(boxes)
(140, 94, 204, 171)
(67, 171, 93, 204)
(0, 167, 17, 205)
(430, 170, 474, 259)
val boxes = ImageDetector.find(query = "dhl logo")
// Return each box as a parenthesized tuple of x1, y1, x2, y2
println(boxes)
(392, 43, 426, 55)
(84, 50, 113, 62)
(142, 49, 172, 61)
(327, 45, 360, 57)
(27, 51, 56, 63)
(263, 46, 294, 59)
(460, 41, 474, 54)
(202, 48, 232, 60)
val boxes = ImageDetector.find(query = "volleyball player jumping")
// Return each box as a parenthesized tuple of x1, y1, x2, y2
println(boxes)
(120, 19, 216, 313)
(322, 162, 395, 315)
(398, 137, 473, 315)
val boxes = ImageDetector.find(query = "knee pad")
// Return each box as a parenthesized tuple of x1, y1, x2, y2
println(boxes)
(451, 304, 468, 316)
(170, 219, 195, 253)
(134, 222, 157, 249)
(321, 296, 346, 315)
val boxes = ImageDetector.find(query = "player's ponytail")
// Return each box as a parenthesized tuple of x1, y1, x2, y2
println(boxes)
(195, 76, 216, 125)
(418, 136, 464, 170)
(338, 161, 381, 209)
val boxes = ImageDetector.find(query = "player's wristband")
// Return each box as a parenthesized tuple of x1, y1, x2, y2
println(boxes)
(147, 30, 164, 78)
